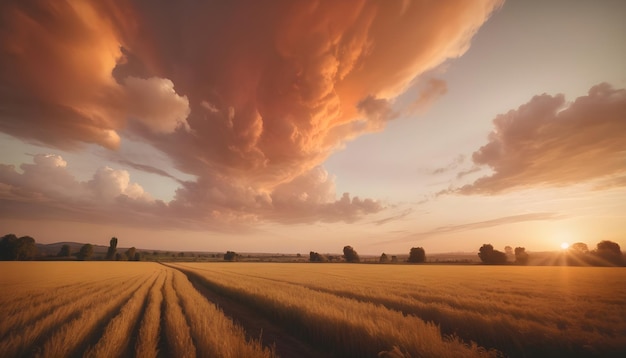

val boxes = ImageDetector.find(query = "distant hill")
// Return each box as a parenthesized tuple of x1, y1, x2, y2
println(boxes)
(36, 242, 110, 256)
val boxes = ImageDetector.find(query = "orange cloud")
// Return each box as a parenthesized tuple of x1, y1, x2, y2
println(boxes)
(454, 83, 626, 194)
(0, 1, 502, 225)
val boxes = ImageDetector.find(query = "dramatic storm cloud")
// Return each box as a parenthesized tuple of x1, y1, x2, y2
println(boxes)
(0, 0, 501, 227)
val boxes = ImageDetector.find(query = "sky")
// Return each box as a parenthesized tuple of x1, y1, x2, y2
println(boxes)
(0, 0, 624, 255)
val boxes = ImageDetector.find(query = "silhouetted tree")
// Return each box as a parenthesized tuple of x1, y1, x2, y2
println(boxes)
(106, 237, 118, 260)
(309, 251, 328, 262)
(343, 246, 360, 263)
(125, 247, 136, 261)
(58, 244, 71, 257)
(16, 236, 37, 260)
(567, 242, 590, 265)
(504, 246, 514, 261)
(514, 247, 529, 265)
(391, 255, 398, 263)
(570, 242, 589, 253)
(407, 247, 426, 263)
(478, 244, 507, 264)
(595, 240, 623, 266)
(0, 234, 18, 260)
(134, 252, 141, 261)
(78, 244, 93, 261)
(0, 234, 37, 260)
(379, 253, 389, 263)
(224, 251, 238, 261)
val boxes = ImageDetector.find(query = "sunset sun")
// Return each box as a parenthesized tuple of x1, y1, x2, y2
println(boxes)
(561, 242, 570, 250)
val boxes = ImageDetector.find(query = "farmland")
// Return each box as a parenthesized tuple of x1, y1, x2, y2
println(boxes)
(1, 262, 625, 357)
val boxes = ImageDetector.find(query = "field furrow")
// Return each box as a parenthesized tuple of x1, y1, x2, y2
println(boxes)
(135, 269, 167, 358)
(0, 274, 144, 357)
(169, 263, 495, 358)
(0, 276, 128, 340)
(36, 273, 149, 357)
(161, 268, 196, 358)
(173, 263, 626, 358)
(169, 266, 273, 358)
(83, 270, 161, 358)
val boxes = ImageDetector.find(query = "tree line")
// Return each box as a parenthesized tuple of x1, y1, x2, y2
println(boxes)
(308, 246, 427, 264)
(2, 232, 623, 266)
(0, 234, 141, 261)
(477, 240, 624, 266)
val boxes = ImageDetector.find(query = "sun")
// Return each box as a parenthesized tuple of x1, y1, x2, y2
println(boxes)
(560, 242, 570, 250)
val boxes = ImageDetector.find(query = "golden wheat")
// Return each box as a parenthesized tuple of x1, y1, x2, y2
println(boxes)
(3, 261, 622, 357)
(172, 262, 626, 357)
(135, 269, 166, 358)
(169, 267, 272, 357)
(161, 268, 197, 358)
(84, 270, 160, 358)
(170, 262, 495, 357)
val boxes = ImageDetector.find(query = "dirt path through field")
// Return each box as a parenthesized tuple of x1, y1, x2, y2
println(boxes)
(167, 265, 323, 358)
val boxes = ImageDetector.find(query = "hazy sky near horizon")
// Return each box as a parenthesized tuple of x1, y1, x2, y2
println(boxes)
(1, 0, 624, 254)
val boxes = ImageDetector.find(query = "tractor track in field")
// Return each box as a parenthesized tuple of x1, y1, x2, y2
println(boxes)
(167, 265, 325, 358)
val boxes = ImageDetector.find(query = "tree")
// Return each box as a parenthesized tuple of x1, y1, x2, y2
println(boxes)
(125, 247, 136, 261)
(58, 244, 71, 257)
(595, 240, 623, 266)
(407, 247, 426, 263)
(224, 251, 238, 261)
(478, 244, 507, 264)
(0, 234, 18, 260)
(0, 234, 37, 260)
(134, 252, 141, 261)
(379, 253, 389, 263)
(514, 247, 529, 265)
(570, 242, 589, 254)
(309, 251, 327, 262)
(567, 242, 590, 266)
(343, 246, 360, 263)
(106, 237, 118, 260)
(78, 244, 93, 261)
(15, 236, 37, 260)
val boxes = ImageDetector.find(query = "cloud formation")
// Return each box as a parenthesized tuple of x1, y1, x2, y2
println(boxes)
(453, 83, 626, 194)
(0, 0, 502, 226)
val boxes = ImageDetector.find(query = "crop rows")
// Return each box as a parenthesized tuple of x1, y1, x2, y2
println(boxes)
(0, 262, 272, 358)
(168, 263, 498, 357)
(170, 263, 626, 358)
(2, 262, 624, 357)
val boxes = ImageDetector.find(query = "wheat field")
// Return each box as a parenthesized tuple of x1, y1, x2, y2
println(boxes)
(1, 262, 624, 357)
(0, 262, 271, 358)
